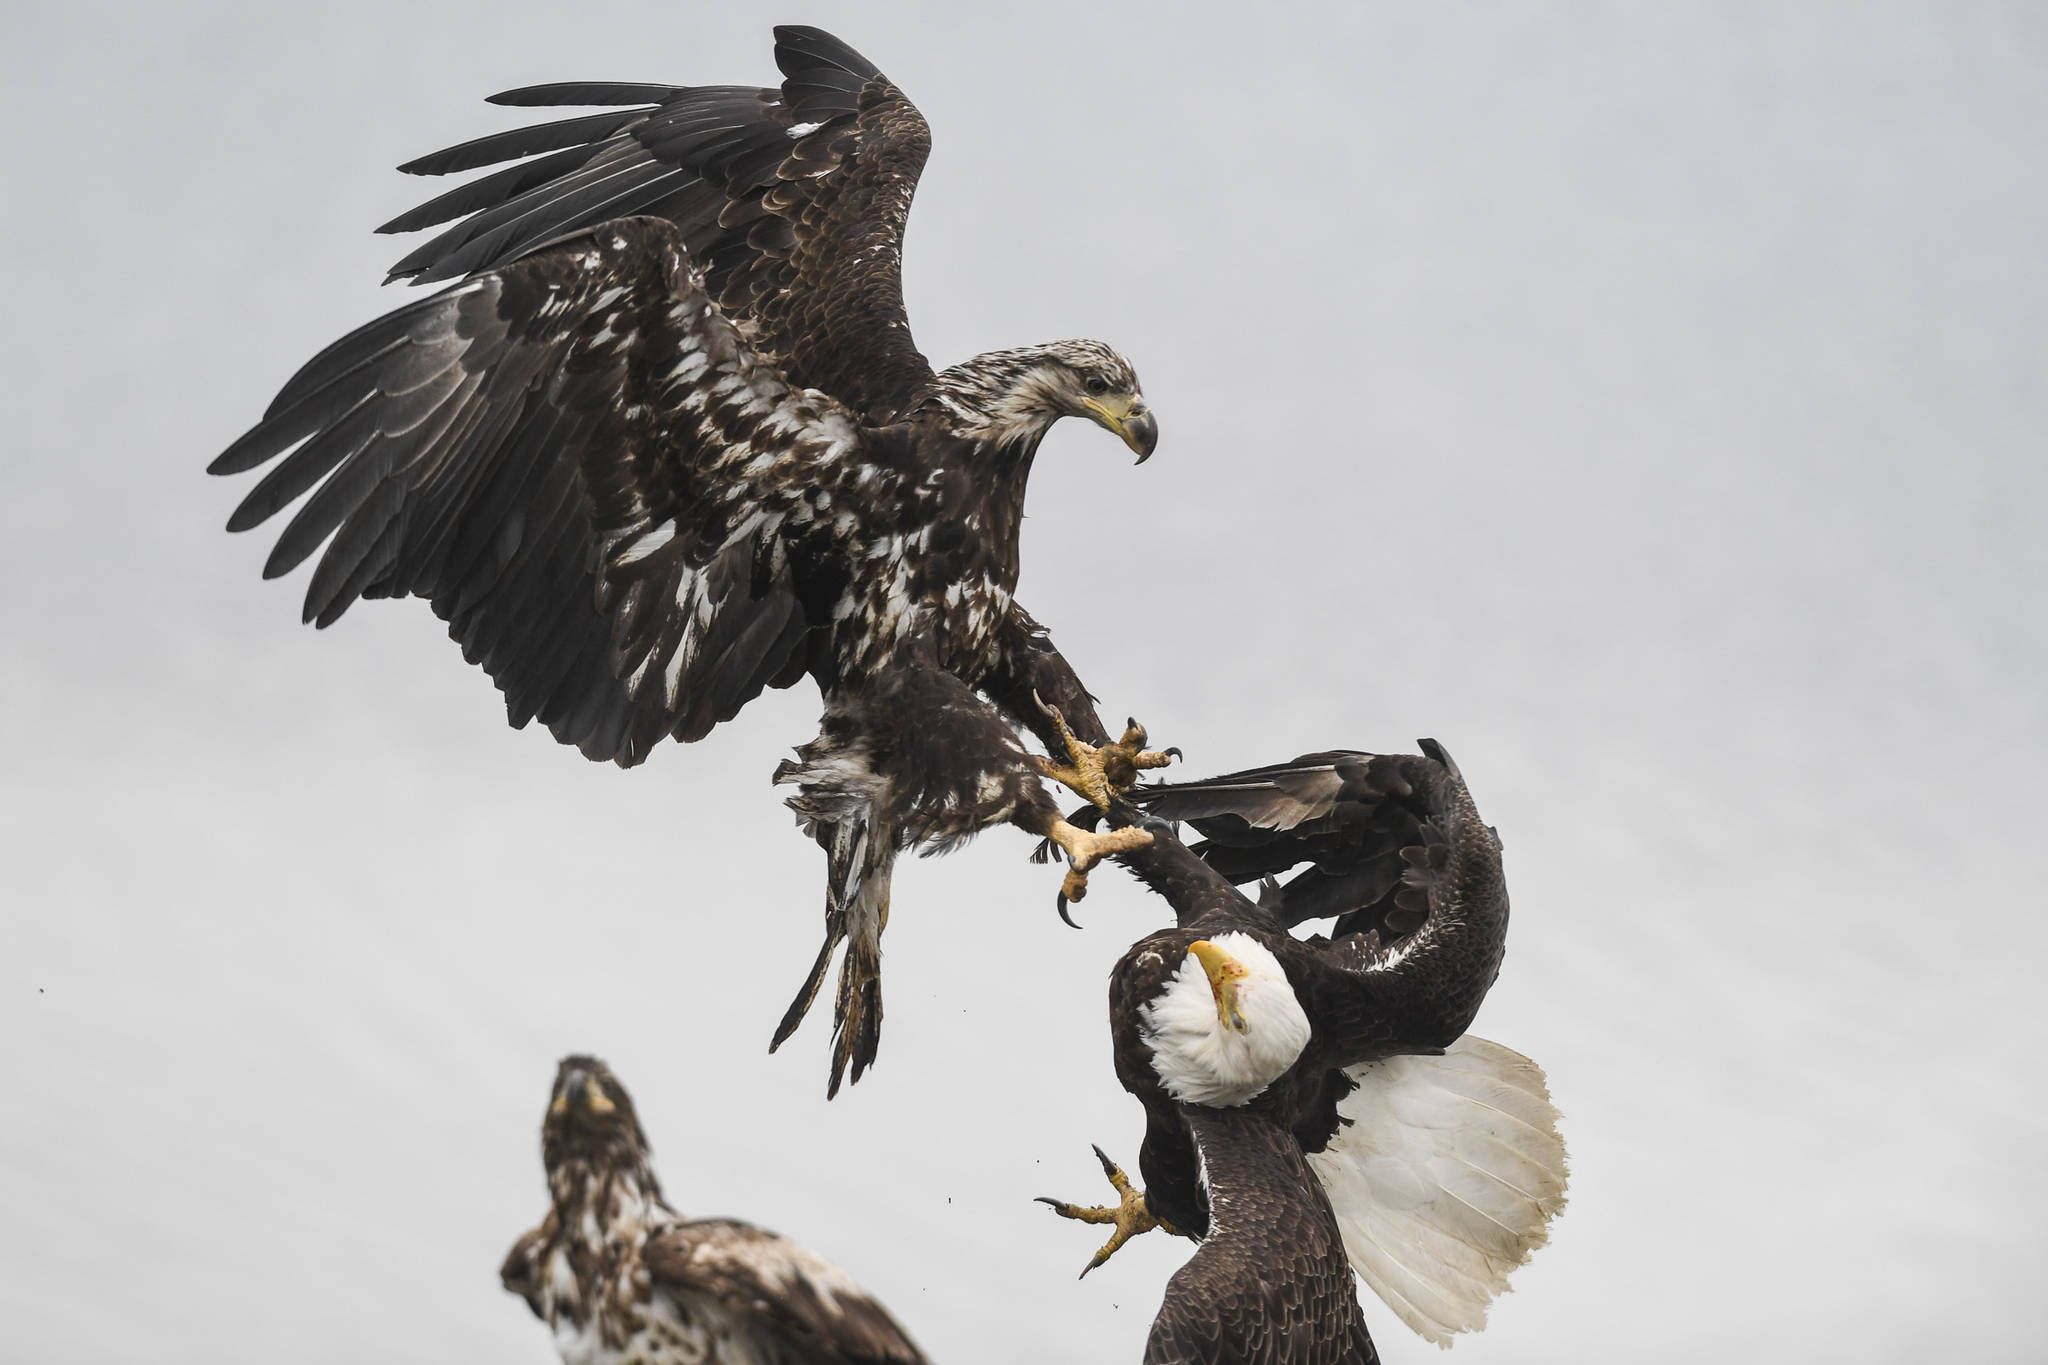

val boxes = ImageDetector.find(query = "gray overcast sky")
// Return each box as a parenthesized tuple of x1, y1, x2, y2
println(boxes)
(4, 2, 2044, 1361)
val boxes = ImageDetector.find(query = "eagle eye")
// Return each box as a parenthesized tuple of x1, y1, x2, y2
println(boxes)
(1084, 375, 1110, 396)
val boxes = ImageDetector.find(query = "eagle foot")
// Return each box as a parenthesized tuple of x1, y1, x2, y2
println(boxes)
(1044, 818, 1152, 911)
(1036, 1144, 1176, 1278)
(1032, 696, 1177, 811)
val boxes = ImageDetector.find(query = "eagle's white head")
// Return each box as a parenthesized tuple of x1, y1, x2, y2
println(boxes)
(1138, 932, 1312, 1108)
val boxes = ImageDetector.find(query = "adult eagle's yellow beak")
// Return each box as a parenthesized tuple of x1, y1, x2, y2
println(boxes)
(1083, 394, 1159, 463)
(1187, 939, 1249, 1033)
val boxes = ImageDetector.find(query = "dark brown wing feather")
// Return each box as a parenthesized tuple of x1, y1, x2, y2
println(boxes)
(210, 216, 862, 766)
(381, 26, 934, 421)
(1130, 747, 1469, 935)
(1133, 763, 1348, 832)
(644, 1219, 928, 1365)
(1131, 750, 1413, 833)
(498, 1222, 551, 1321)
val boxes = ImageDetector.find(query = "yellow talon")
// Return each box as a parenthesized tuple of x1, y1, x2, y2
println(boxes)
(1043, 817, 1152, 906)
(1036, 1145, 1177, 1277)
(1033, 698, 1177, 811)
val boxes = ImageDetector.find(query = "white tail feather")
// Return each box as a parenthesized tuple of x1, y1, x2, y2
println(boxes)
(1306, 1036, 1568, 1346)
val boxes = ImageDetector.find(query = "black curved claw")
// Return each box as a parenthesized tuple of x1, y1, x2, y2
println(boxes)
(1163, 746, 1184, 761)
(1056, 889, 1083, 930)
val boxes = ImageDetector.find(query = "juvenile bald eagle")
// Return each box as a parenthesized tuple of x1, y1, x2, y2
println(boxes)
(1042, 743, 1567, 1355)
(503, 1056, 929, 1365)
(208, 26, 1169, 1096)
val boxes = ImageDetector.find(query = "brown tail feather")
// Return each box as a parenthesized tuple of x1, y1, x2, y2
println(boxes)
(827, 927, 884, 1099)
(770, 909, 845, 1054)
(773, 814, 895, 1097)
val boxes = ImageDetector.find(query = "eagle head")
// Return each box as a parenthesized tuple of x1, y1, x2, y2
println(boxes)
(541, 1054, 654, 1174)
(929, 339, 1156, 460)
(1137, 933, 1311, 1107)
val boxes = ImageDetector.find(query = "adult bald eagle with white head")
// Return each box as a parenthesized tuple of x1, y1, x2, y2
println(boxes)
(208, 26, 1171, 1096)
(1043, 742, 1567, 1361)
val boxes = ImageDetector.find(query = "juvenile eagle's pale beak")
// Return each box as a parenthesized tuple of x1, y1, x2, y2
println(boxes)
(1187, 939, 1249, 1033)
(552, 1069, 615, 1117)
(1083, 395, 1159, 463)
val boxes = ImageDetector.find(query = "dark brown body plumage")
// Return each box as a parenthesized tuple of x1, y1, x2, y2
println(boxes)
(1144, 1109, 1379, 1365)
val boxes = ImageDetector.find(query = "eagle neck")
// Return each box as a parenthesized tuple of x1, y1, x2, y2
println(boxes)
(981, 430, 1044, 581)
(1181, 1105, 1323, 1230)
(549, 1156, 668, 1243)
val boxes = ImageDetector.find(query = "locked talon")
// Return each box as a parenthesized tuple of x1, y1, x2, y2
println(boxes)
(1032, 695, 1177, 808)
(1041, 818, 1151, 916)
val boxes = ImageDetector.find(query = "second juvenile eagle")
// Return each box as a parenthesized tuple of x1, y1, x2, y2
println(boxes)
(504, 1056, 929, 1365)
(208, 26, 1168, 1096)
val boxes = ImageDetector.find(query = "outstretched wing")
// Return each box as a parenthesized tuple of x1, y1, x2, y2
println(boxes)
(1131, 749, 1419, 835)
(381, 25, 935, 422)
(1307, 1036, 1568, 1345)
(210, 216, 864, 767)
(644, 1218, 928, 1365)
(1130, 747, 1454, 932)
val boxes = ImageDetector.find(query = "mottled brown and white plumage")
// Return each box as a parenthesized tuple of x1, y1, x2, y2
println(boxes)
(502, 1056, 928, 1365)
(1055, 743, 1565, 1360)
(208, 27, 1158, 1095)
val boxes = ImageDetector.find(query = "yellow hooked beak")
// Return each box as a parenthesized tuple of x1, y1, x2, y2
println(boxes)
(1187, 939, 1249, 1034)
(1081, 393, 1159, 463)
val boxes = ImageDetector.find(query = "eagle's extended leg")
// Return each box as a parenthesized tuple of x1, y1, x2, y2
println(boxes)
(1037, 1145, 1180, 1278)
(1032, 695, 1177, 812)
(1038, 816, 1153, 907)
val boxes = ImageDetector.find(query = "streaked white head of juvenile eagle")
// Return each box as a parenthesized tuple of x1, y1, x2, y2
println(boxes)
(924, 339, 1157, 459)
(1139, 933, 1312, 1108)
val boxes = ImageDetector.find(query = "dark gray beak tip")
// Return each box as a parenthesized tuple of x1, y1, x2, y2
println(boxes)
(1127, 410, 1159, 463)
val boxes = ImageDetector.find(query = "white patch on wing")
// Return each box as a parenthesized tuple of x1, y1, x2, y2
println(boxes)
(615, 522, 676, 565)
(670, 349, 710, 383)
